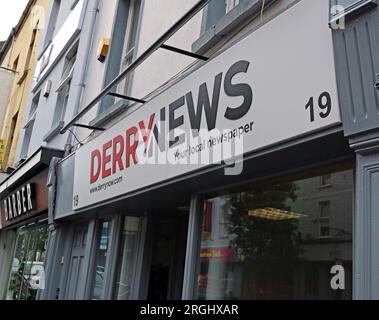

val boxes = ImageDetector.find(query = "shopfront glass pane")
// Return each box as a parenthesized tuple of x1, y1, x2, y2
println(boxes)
(6, 225, 48, 300)
(114, 216, 140, 300)
(91, 220, 112, 300)
(196, 169, 353, 300)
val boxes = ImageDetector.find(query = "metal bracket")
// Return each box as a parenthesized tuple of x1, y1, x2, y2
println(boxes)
(108, 92, 146, 104)
(73, 123, 106, 131)
(160, 44, 209, 61)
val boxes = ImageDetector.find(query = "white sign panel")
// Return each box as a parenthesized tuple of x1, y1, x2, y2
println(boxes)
(73, 0, 340, 210)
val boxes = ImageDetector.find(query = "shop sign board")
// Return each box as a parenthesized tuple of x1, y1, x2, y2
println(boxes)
(0, 170, 48, 228)
(73, 0, 340, 210)
(2, 183, 35, 221)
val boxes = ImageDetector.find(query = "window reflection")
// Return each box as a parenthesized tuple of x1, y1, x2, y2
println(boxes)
(91, 220, 111, 300)
(114, 216, 140, 300)
(197, 169, 353, 300)
(6, 225, 48, 300)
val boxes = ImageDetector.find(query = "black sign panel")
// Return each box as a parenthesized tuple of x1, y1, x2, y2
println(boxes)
(3, 183, 35, 221)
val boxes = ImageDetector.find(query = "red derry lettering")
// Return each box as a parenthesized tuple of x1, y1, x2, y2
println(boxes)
(89, 60, 254, 184)
(90, 113, 155, 184)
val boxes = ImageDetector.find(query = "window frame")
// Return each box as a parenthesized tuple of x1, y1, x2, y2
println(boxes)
(89, 218, 114, 300)
(21, 92, 41, 159)
(52, 49, 77, 127)
(192, 0, 278, 54)
(111, 215, 145, 300)
(96, 0, 143, 119)
(183, 162, 354, 300)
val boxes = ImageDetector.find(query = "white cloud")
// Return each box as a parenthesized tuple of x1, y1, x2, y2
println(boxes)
(0, 0, 30, 41)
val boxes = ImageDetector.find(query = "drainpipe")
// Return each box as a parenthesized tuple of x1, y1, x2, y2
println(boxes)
(65, 0, 101, 155)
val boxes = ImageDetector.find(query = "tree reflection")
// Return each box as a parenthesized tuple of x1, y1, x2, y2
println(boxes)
(223, 182, 303, 299)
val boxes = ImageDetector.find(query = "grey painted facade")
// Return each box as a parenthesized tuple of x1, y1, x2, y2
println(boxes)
(41, 0, 357, 300)
(331, 0, 379, 299)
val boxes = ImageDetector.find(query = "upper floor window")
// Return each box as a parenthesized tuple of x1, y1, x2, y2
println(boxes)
(320, 174, 332, 187)
(118, 0, 141, 95)
(52, 48, 76, 127)
(204, 0, 246, 31)
(21, 92, 41, 159)
(24, 24, 38, 74)
(44, 0, 61, 47)
(13, 55, 19, 73)
(193, 0, 276, 54)
(98, 0, 142, 115)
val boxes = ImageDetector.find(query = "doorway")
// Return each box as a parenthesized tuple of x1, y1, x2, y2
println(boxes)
(64, 223, 88, 300)
(147, 214, 188, 300)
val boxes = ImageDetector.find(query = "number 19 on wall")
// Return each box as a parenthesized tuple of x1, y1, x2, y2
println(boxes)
(305, 91, 332, 122)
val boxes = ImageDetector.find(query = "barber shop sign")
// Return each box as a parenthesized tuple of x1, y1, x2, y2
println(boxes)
(2, 184, 35, 222)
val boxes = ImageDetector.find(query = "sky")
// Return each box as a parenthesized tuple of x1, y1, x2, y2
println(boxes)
(0, 0, 29, 41)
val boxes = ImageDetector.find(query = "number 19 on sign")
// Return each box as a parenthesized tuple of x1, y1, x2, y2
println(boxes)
(305, 91, 332, 122)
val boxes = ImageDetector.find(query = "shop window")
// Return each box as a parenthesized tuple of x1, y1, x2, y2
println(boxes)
(113, 216, 140, 300)
(196, 168, 353, 300)
(98, 0, 142, 116)
(90, 219, 112, 300)
(5, 225, 48, 300)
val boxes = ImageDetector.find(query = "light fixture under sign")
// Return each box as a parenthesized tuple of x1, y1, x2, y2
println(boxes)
(248, 208, 306, 221)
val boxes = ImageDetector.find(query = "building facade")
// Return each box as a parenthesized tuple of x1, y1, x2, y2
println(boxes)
(0, 0, 49, 174)
(0, 0, 379, 300)
(0, 0, 51, 299)
(0, 0, 96, 300)
(38, 0, 356, 300)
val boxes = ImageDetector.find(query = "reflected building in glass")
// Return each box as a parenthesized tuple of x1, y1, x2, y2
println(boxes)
(197, 169, 353, 300)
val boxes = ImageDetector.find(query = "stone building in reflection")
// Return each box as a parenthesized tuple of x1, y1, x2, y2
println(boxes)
(198, 169, 353, 300)
(294, 170, 353, 299)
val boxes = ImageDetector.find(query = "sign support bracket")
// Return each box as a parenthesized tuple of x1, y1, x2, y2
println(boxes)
(73, 124, 106, 131)
(107, 92, 146, 104)
(160, 44, 209, 61)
